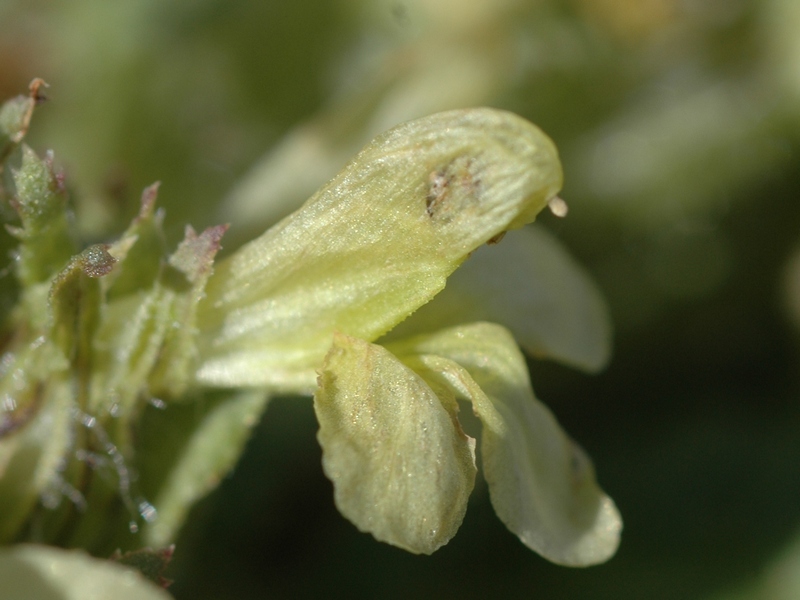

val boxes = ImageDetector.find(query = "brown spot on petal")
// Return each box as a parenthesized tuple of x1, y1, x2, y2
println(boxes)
(425, 156, 481, 222)
(426, 169, 449, 216)
(426, 156, 481, 223)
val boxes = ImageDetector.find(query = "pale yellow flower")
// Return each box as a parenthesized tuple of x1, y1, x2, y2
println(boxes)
(196, 107, 621, 563)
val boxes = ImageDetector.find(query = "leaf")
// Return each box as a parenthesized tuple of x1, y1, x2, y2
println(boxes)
(0, 366, 72, 542)
(77, 186, 167, 413)
(48, 244, 116, 365)
(137, 389, 269, 547)
(147, 223, 228, 399)
(0, 544, 171, 600)
(88, 286, 174, 416)
(89, 187, 227, 412)
(9, 146, 76, 290)
(104, 183, 166, 300)
(0, 79, 43, 161)
(197, 108, 563, 390)
(390, 323, 622, 566)
(314, 332, 476, 554)
(387, 225, 612, 372)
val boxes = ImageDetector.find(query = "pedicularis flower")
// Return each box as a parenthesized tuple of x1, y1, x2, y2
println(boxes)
(0, 82, 620, 567)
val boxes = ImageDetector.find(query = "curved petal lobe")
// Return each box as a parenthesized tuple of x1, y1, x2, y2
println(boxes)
(388, 226, 613, 373)
(314, 332, 476, 554)
(391, 323, 621, 566)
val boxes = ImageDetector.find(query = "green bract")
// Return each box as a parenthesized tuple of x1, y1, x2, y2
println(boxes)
(0, 88, 620, 567)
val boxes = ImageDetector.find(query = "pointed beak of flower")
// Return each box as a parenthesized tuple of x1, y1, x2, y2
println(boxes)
(195, 108, 562, 391)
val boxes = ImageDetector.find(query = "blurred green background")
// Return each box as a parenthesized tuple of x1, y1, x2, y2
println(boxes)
(2, 0, 800, 598)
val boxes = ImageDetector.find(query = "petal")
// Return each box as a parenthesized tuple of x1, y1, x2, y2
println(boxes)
(314, 332, 476, 554)
(390, 323, 621, 566)
(388, 225, 613, 373)
(197, 108, 562, 389)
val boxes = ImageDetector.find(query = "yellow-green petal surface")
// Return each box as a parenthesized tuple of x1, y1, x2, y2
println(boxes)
(314, 332, 476, 554)
(391, 323, 622, 566)
(197, 108, 562, 390)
